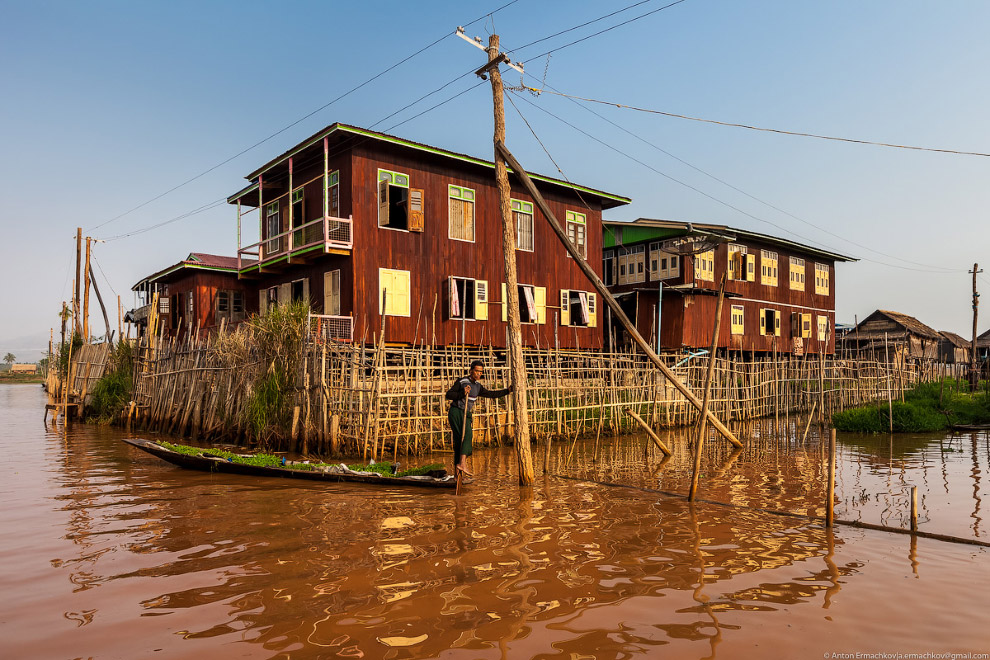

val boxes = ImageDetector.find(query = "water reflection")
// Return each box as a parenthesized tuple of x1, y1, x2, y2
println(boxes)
(4, 385, 990, 658)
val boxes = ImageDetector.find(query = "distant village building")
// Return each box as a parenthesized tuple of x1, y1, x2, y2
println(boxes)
(602, 219, 855, 355)
(226, 123, 629, 348)
(938, 331, 971, 365)
(11, 363, 37, 374)
(131, 253, 252, 338)
(844, 310, 941, 365)
(978, 328, 990, 362)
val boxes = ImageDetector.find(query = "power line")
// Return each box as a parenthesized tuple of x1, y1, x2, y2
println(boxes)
(520, 86, 990, 158)
(525, 81, 960, 273)
(85, 0, 523, 234)
(505, 0, 657, 54)
(521, 0, 689, 63)
(102, 198, 228, 242)
(507, 89, 964, 274)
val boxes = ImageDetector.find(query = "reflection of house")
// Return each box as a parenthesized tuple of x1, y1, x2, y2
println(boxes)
(844, 310, 941, 364)
(227, 123, 629, 348)
(602, 219, 855, 355)
(131, 253, 253, 338)
(938, 331, 971, 364)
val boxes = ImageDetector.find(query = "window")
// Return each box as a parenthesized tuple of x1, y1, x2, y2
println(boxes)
(559, 289, 597, 327)
(291, 187, 305, 246)
(792, 312, 813, 339)
(815, 263, 830, 295)
(730, 305, 745, 335)
(448, 185, 476, 242)
(512, 199, 534, 251)
(290, 278, 309, 305)
(501, 283, 546, 324)
(603, 250, 615, 286)
(760, 308, 781, 336)
(448, 276, 489, 321)
(565, 210, 587, 259)
(232, 291, 244, 315)
(728, 244, 747, 280)
(789, 257, 805, 291)
(695, 250, 714, 282)
(761, 250, 778, 287)
(217, 291, 229, 314)
(265, 201, 281, 255)
(378, 268, 410, 317)
(327, 170, 340, 218)
(618, 245, 646, 284)
(817, 315, 829, 342)
(158, 296, 169, 315)
(324, 269, 341, 316)
(378, 168, 411, 231)
(216, 290, 245, 323)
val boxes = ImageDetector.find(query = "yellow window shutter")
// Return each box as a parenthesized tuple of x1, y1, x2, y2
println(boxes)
(588, 292, 597, 327)
(395, 270, 410, 317)
(746, 254, 756, 281)
(259, 290, 267, 316)
(501, 283, 507, 322)
(560, 289, 570, 326)
(535, 287, 546, 324)
(475, 280, 488, 321)
(774, 310, 781, 337)
(759, 309, 766, 336)
(408, 188, 424, 232)
(802, 313, 812, 338)
(378, 179, 389, 226)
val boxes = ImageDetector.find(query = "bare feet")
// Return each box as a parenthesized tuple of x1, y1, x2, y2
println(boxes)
(457, 465, 474, 477)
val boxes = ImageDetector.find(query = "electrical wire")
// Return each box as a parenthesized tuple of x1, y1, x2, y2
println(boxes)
(85, 0, 522, 234)
(102, 198, 228, 242)
(91, 253, 119, 297)
(507, 89, 964, 274)
(505, 0, 657, 54)
(519, 86, 990, 158)
(525, 80, 961, 273)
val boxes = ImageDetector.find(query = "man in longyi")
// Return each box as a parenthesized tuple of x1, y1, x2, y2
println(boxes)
(445, 360, 512, 479)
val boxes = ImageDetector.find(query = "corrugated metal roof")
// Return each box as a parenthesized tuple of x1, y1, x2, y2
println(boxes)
(131, 252, 239, 290)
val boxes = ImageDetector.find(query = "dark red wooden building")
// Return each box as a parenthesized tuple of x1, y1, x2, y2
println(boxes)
(602, 219, 856, 355)
(131, 253, 254, 338)
(227, 123, 630, 348)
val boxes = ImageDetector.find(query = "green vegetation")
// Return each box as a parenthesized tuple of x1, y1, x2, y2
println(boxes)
(243, 301, 309, 448)
(86, 341, 134, 424)
(158, 441, 444, 477)
(58, 333, 83, 372)
(833, 379, 990, 433)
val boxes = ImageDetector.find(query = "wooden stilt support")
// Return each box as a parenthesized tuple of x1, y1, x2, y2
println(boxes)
(624, 408, 671, 456)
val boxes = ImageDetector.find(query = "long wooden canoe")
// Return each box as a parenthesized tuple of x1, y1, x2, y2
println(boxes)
(124, 438, 456, 489)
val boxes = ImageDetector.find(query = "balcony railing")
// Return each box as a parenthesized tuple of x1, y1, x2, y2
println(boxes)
(308, 312, 354, 343)
(238, 214, 353, 271)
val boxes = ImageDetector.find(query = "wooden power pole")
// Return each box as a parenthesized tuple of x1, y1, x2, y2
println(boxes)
(74, 228, 82, 337)
(83, 236, 92, 341)
(971, 263, 982, 391)
(486, 34, 535, 486)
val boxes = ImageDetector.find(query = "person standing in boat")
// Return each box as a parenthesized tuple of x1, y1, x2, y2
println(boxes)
(445, 360, 512, 479)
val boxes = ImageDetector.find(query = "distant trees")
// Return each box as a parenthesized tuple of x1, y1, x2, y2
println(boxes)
(3, 353, 15, 368)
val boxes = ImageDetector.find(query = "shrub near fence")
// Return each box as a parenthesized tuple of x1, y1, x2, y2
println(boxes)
(124, 317, 931, 459)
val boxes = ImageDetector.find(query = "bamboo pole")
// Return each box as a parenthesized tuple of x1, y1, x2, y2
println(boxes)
(624, 408, 671, 456)
(910, 485, 918, 532)
(497, 142, 741, 449)
(689, 274, 727, 501)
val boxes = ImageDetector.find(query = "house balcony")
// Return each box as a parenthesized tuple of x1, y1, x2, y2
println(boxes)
(308, 312, 354, 343)
(238, 215, 353, 275)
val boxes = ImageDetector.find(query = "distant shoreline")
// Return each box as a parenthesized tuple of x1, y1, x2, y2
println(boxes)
(0, 375, 45, 385)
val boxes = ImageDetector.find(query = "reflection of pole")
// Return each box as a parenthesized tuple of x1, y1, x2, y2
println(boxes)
(826, 428, 836, 527)
(689, 274, 726, 501)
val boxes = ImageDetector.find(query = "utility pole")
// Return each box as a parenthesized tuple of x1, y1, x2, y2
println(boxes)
(970, 263, 982, 391)
(74, 228, 82, 337)
(483, 33, 535, 486)
(83, 236, 92, 341)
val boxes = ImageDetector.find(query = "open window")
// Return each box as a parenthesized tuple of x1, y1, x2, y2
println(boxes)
(501, 283, 546, 324)
(728, 245, 747, 280)
(448, 185, 475, 241)
(792, 312, 813, 338)
(603, 250, 615, 286)
(759, 308, 781, 336)
(378, 169, 412, 231)
(560, 289, 597, 327)
(290, 278, 309, 305)
(447, 276, 489, 321)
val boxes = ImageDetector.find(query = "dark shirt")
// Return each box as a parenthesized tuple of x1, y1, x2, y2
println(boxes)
(445, 375, 511, 413)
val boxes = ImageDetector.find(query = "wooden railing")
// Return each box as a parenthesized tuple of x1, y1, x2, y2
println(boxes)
(238, 215, 353, 270)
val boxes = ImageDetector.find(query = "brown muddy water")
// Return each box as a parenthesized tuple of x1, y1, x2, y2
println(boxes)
(3, 383, 989, 659)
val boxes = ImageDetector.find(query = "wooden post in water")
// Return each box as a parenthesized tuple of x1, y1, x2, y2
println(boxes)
(910, 485, 918, 532)
(624, 408, 671, 456)
(689, 274, 727, 501)
(826, 428, 836, 527)
(884, 332, 893, 433)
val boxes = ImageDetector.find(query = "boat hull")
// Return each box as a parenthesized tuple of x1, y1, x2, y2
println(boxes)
(124, 438, 455, 489)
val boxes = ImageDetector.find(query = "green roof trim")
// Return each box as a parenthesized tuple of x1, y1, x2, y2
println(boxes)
(241, 124, 631, 207)
(227, 181, 259, 204)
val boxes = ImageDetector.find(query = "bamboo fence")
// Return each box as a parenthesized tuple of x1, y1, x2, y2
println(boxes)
(121, 326, 937, 459)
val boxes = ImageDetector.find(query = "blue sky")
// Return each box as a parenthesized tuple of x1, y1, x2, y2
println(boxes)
(2, 0, 989, 360)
